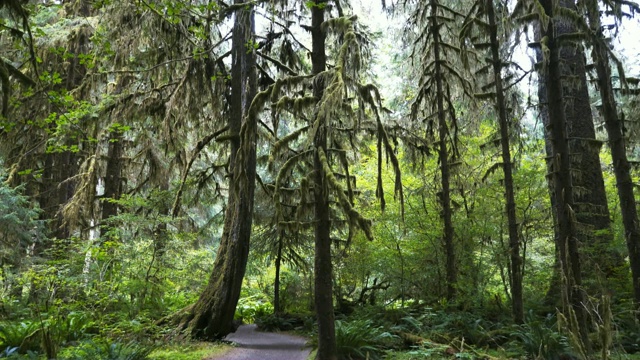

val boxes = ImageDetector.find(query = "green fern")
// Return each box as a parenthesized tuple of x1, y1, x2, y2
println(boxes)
(514, 313, 572, 360)
(335, 319, 397, 360)
(0, 321, 40, 353)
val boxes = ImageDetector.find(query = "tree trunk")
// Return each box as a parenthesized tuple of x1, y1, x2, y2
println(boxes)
(35, 13, 90, 248)
(539, 0, 622, 306)
(539, 0, 590, 349)
(39, 150, 77, 242)
(431, 0, 457, 301)
(486, 0, 523, 324)
(311, 2, 337, 359)
(586, 0, 640, 309)
(180, 2, 258, 340)
(101, 130, 122, 229)
(147, 175, 170, 304)
(274, 234, 283, 314)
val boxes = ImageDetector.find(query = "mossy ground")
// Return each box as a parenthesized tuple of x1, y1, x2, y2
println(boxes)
(148, 342, 231, 360)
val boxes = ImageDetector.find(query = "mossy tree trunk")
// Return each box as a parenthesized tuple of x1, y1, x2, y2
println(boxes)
(101, 130, 122, 231)
(34, 5, 91, 251)
(539, 0, 621, 303)
(539, 0, 590, 349)
(39, 151, 77, 241)
(430, 0, 457, 301)
(310, 2, 337, 359)
(485, 0, 523, 324)
(585, 0, 640, 309)
(179, 2, 258, 340)
(273, 233, 283, 314)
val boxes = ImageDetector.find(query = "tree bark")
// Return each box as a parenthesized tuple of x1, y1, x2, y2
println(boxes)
(274, 234, 283, 314)
(180, 2, 258, 340)
(430, 0, 457, 301)
(311, 2, 337, 359)
(585, 0, 640, 309)
(101, 130, 122, 227)
(34, 11, 90, 248)
(485, 0, 523, 324)
(38, 150, 77, 243)
(539, 0, 590, 349)
(539, 0, 621, 303)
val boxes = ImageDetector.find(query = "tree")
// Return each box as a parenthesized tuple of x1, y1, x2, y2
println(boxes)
(253, 176, 313, 315)
(309, 1, 337, 357)
(255, 1, 401, 354)
(533, 0, 621, 300)
(583, 0, 640, 310)
(535, 0, 590, 350)
(0, 179, 46, 287)
(406, 0, 472, 300)
(0, 0, 36, 120)
(178, 1, 259, 339)
(461, 0, 524, 323)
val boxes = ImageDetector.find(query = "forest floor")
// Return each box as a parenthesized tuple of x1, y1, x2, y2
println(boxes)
(205, 324, 311, 360)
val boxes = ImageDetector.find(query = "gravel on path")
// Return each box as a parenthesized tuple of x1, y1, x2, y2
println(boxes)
(207, 324, 311, 360)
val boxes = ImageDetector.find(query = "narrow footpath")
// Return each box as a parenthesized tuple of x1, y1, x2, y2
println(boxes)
(207, 324, 311, 360)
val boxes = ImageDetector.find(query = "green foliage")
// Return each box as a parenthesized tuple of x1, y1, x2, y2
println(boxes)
(0, 180, 45, 264)
(304, 1, 327, 10)
(423, 310, 511, 348)
(56, 340, 153, 360)
(255, 314, 301, 332)
(385, 349, 451, 360)
(613, 308, 640, 354)
(0, 185, 214, 353)
(48, 311, 96, 345)
(334, 319, 398, 360)
(0, 310, 97, 356)
(0, 321, 40, 354)
(513, 312, 572, 360)
(245, 262, 311, 314)
(0, 349, 39, 359)
(3, 0, 640, 359)
(147, 342, 228, 360)
(234, 295, 273, 323)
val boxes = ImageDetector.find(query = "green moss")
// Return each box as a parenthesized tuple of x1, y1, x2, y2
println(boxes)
(148, 342, 230, 360)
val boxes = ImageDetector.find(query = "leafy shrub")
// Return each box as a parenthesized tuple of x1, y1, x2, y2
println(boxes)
(335, 319, 398, 360)
(234, 295, 273, 323)
(0, 181, 46, 264)
(57, 339, 153, 360)
(161, 291, 197, 314)
(255, 314, 298, 331)
(50, 311, 96, 344)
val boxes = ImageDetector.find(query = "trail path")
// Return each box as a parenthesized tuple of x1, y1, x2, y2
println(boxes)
(206, 324, 311, 360)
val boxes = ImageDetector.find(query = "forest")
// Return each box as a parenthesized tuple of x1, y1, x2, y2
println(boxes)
(2, 0, 640, 359)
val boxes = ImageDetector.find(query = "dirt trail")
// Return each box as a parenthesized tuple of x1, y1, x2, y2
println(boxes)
(206, 324, 311, 360)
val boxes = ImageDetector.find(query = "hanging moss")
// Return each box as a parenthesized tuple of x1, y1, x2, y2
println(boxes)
(272, 125, 310, 156)
(318, 147, 373, 241)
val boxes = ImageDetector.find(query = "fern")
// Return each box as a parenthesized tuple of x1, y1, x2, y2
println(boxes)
(335, 319, 398, 360)
(0, 322, 40, 353)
